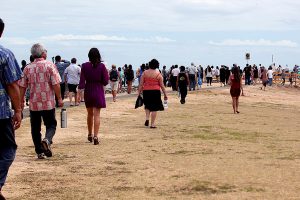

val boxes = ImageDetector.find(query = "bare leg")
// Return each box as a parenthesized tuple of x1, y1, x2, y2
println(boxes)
(236, 97, 239, 113)
(232, 97, 236, 113)
(93, 108, 101, 137)
(145, 109, 150, 121)
(69, 92, 73, 105)
(150, 111, 157, 127)
(87, 108, 94, 135)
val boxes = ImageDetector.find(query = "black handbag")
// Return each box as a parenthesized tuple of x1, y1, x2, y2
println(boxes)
(135, 95, 144, 109)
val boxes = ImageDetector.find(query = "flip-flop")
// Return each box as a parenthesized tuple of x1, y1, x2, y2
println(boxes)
(150, 126, 157, 129)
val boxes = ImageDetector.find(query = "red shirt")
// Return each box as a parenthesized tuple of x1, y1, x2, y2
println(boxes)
(230, 75, 240, 89)
(142, 70, 161, 90)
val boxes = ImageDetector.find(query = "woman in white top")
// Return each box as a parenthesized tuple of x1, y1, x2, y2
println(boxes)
(267, 66, 273, 86)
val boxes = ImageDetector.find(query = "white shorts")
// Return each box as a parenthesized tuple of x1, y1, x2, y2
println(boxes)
(110, 81, 118, 91)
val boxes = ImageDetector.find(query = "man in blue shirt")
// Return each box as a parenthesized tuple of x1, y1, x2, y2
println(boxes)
(0, 18, 23, 200)
(54, 55, 70, 107)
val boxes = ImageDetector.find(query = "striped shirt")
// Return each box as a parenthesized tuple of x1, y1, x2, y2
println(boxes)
(0, 45, 22, 119)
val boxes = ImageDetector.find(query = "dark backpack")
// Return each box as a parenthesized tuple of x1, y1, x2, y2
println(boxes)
(110, 70, 118, 81)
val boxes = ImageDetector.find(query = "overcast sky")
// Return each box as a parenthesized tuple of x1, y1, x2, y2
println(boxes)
(1, 0, 300, 69)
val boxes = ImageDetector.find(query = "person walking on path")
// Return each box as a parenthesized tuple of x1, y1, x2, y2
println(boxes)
(205, 66, 213, 86)
(260, 67, 268, 91)
(177, 66, 189, 104)
(78, 48, 109, 145)
(54, 55, 70, 107)
(109, 64, 120, 102)
(64, 58, 81, 106)
(267, 66, 273, 86)
(228, 66, 242, 114)
(188, 62, 197, 91)
(126, 65, 134, 94)
(137, 59, 168, 128)
(19, 43, 63, 159)
(0, 18, 23, 200)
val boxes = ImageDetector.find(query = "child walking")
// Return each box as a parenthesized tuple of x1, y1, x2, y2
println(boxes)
(177, 66, 189, 104)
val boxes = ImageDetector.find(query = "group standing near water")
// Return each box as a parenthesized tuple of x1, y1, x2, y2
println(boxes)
(1, 18, 300, 200)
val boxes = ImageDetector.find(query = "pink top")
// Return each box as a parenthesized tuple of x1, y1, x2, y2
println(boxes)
(142, 70, 161, 91)
(19, 58, 61, 111)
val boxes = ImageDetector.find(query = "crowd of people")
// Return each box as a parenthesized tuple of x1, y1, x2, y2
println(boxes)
(1, 17, 300, 199)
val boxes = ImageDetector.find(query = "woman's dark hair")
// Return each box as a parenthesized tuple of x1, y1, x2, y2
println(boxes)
(141, 64, 145, 71)
(118, 67, 121, 71)
(149, 59, 159, 69)
(88, 48, 101, 68)
(180, 66, 185, 72)
(207, 66, 211, 72)
(128, 64, 132, 70)
(232, 66, 240, 82)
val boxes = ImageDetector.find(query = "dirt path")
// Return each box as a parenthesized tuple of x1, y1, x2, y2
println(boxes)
(4, 85, 300, 200)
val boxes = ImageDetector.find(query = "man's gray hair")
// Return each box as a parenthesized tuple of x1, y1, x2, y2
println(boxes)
(31, 43, 47, 58)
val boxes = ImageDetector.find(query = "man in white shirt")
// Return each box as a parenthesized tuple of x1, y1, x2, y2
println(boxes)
(64, 58, 81, 106)
(171, 65, 180, 91)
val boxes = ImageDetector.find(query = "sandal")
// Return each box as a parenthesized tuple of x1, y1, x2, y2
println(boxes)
(150, 126, 157, 129)
(144, 120, 149, 127)
(88, 134, 93, 143)
(93, 136, 99, 145)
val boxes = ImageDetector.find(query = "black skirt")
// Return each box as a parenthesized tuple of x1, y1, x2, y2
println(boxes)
(143, 90, 164, 112)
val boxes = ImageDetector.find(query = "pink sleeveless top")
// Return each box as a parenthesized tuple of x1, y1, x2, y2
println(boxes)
(143, 71, 161, 91)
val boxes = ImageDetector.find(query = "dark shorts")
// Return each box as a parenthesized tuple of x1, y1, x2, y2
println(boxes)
(230, 88, 241, 97)
(68, 84, 78, 93)
(143, 90, 164, 112)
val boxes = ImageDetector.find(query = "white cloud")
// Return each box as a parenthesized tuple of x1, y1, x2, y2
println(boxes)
(40, 34, 175, 43)
(209, 39, 298, 48)
(2, 34, 175, 46)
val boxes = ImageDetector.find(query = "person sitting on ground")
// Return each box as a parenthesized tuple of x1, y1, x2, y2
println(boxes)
(64, 58, 81, 106)
(177, 66, 189, 104)
(109, 64, 120, 102)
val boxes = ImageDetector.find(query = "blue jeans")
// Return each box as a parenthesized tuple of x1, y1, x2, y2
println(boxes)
(30, 109, 57, 154)
(0, 147, 16, 188)
(245, 76, 251, 85)
(268, 78, 273, 86)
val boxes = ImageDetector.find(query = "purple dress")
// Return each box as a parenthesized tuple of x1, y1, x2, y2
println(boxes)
(78, 62, 109, 108)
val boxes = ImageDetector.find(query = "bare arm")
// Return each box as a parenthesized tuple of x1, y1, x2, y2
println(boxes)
(158, 75, 168, 100)
(138, 73, 144, 96)
(53, 84, 63, 107)
(7, 81, 22, 130)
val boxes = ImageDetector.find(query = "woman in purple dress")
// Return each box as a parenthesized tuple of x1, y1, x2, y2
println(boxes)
(78, 48, 109, 145)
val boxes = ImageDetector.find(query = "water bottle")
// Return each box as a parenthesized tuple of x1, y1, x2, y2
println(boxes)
(163, 100, 168, 109)
(61, 108, 67, 128)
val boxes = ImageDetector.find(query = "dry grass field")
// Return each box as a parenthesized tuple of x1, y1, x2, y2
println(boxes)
(3, 85, 300, 200)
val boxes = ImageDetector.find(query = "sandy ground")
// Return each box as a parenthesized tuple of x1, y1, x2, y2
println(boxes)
(3, 84, 300, 200)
